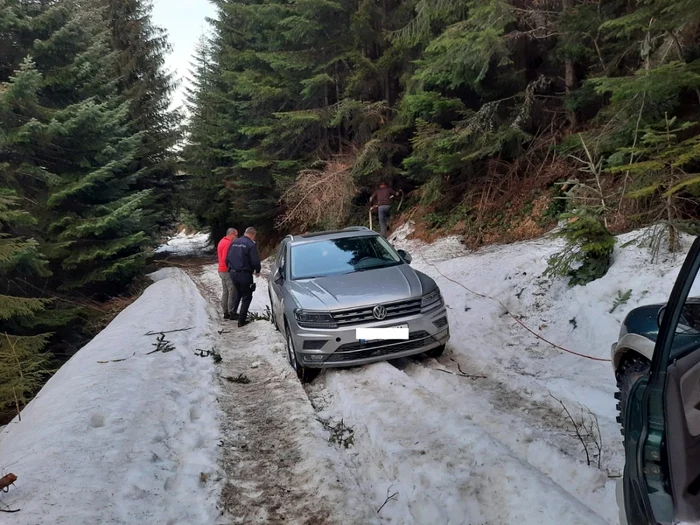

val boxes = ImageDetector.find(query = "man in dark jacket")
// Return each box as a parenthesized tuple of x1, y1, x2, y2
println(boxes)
(226, 227, 262, 327)
(370, 182, 401, 238)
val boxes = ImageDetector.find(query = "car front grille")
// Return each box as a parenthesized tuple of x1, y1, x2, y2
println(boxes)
(325, 331, 434, 363)
(331, 298, 422, 327)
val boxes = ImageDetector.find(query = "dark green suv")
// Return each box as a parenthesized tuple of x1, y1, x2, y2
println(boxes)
(611, 236, 700, 525)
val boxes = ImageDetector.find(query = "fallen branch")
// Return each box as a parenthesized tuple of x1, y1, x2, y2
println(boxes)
(146, 333, 176, 355)
(377, 485, 399, 514)
(225, 374, 251, 384)
(549, 392, 603, 468)
(97, 352, 136, 364)
(434, 366, 486, 380)
(195, 348, 222, 363)
(144, 327, 192, 336)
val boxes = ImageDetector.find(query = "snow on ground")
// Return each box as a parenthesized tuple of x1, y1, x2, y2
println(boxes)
(3, 226, 695, 524)
(383, 222, 696, 523)
(156, 230, 212, 256)
(0, 268, 221, 524)
(313, 363, 607, 524)
(192, 225, 695, 524)
(192, 264, 378, 524)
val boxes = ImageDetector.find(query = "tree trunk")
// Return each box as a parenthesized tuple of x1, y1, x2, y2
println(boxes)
(563, 0, 577, 128)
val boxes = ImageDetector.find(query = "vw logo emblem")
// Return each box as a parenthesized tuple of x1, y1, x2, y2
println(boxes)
(373, 305, 387, 320)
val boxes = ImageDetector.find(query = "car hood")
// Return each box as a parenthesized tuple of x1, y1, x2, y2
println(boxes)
(622, 303, 663, 342)
(288, 265, 432, 311)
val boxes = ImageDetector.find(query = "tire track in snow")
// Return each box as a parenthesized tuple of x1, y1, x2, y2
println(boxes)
(189, 259, 611, 524)
(189, 265, 376, 525)
(307, 362, 609, 525)
(398, 356, 619, 524)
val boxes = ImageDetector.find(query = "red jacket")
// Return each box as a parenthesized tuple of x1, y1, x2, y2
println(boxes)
(217, 237, 232, 272)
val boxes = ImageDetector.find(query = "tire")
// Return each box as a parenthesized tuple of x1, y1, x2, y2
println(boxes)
(425, 344, 446, 359)
(284, 322, 320, 383)
(616, 355, 651, 435)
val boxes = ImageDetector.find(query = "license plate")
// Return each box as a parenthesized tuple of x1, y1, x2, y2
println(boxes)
(356, 324, 409, 342)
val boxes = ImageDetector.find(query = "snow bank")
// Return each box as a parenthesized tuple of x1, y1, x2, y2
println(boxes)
(0, 269, 221, 524)
(320, 363, 608, 524)
(384, 222, 697, 522)
(156, 231, 212, 256)
(391, 224, 695, 417)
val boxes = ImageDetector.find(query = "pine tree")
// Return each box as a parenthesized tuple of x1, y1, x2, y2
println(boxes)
(183, 0, 700, 239)
(183, 34, 234, 241)
(104, 0, 182, 227)
(1, 1, 154, 294)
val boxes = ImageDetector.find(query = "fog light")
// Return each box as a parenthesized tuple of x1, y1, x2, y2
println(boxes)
(433, 317, 448, 328)
(305, 354, 326, 362)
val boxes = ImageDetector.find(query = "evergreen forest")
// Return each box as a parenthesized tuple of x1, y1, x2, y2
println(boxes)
(4, 0, 700, 417)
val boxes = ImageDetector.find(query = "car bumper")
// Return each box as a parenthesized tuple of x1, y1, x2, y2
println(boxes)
(290, 304, 450, 368)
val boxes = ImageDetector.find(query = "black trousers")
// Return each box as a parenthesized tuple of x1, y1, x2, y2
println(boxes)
(230, 271, 254, 322)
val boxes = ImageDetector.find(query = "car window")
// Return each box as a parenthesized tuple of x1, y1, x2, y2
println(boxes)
(279, 243, 287, 277)
(275, 244, 282, 267)
(670, 282, 700, 360)
(290, 235, 402, 280)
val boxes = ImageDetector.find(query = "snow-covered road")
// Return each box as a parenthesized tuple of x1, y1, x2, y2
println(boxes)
(192, 260, 611, 524)
(2, 226, 693, 524)
(189, 226, 692, 524)
(0, 268, 221, 523)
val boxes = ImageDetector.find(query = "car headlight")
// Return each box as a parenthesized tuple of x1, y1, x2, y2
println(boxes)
(421, 289, 442, 310)
(294, 309, 338, 329)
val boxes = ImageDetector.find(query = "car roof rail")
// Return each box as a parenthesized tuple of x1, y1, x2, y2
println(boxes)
(343, 226, 370, 231)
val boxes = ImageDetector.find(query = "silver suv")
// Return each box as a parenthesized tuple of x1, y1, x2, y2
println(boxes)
(268, 227, 450, 381)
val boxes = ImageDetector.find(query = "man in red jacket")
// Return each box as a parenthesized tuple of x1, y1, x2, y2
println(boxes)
(217, 228, 238, 320)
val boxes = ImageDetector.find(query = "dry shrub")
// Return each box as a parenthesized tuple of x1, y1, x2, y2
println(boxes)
(277, 156, 356, 232)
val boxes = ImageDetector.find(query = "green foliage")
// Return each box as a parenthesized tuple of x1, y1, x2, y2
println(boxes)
(610, 289, 633, 314)
(0, 333, 52, 416)
(0, 0, 175, 417)
(546, 212, 616, 287)
(184, 0, 700, 241)
(0, 190, 51, 417)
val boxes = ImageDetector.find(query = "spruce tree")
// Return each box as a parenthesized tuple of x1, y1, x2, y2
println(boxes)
(184, 0, 700, 238)
(1, 1, 154, 294)
(104, 0, 182, 227)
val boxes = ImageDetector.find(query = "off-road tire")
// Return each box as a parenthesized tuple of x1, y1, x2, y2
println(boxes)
(284, 322, 320, 383)
(616, 356, 651, 436)
(425, 344, 446, 359)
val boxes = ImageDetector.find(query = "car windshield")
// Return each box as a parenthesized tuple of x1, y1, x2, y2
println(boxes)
(290, 235, 403, 280)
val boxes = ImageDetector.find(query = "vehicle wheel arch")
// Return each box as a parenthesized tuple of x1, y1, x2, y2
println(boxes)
(612, 333, 655, 372)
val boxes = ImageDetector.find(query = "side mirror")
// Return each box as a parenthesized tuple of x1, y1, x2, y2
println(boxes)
(273, 268, 284, 284)
(397, 249, 412, 265)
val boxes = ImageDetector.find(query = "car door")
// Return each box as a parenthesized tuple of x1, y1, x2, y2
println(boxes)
(271, 241, 287, 326)
(623, 236, 700, 525)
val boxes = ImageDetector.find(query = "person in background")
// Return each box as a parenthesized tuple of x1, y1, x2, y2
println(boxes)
(226, 226, 261, 328)
(217, 228, 238, 320)
(370, 181, 402, 238)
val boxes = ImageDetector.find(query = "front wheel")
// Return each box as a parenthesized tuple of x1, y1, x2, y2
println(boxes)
(616, 355, 650, 435)
(285, 323, 320, 383)
(425, 344, 446, 359)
